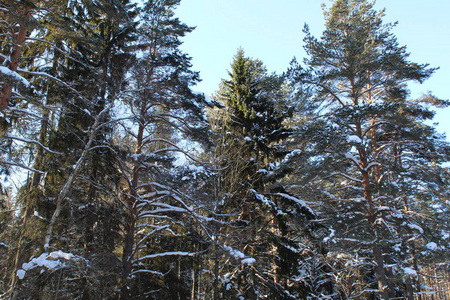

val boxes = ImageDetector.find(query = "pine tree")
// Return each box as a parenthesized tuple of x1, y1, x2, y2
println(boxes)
(0, 0, 35, 111)
(115, 0, 210, 298)
(288, 0, 450, 298)
(1, 0, 211, 298)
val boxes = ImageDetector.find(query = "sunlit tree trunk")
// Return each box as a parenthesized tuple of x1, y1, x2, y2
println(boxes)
(1, 6, 31, 110)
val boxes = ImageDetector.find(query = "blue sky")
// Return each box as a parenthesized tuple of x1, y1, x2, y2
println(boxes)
(175, 0, 450, 138)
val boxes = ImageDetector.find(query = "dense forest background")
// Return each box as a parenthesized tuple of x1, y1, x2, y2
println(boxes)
(0, 0, 449, 299)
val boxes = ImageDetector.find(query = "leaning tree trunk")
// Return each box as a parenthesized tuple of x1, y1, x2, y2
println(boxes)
(44, 104, 111, 251)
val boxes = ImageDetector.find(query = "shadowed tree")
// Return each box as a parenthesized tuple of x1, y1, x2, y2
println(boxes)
(209, 49, 331, 299)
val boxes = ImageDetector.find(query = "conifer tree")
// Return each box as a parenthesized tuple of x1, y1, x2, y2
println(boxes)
(288, 0, 450, 298)
(0, 1, 76, 294)
(210, 49, 330, 299)
(115, 0, 210, 298)
(3, 0, 140, 297)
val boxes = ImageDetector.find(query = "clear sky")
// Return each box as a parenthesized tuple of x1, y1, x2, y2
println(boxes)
(175, 0, 450, 138)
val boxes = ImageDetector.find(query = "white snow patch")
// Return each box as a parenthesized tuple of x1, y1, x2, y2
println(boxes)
(16, 269, 26, 280)
(281, 149, 301, 164)
(184, 164, 207, 180)
(223, 245, 256, 265)
(345, 152, 360, 162)
(268, 161, 280, 170)
(0, 66, 30, 87)
(241, 258, 256, 265)
(323, 228, 336, 243)
(50, 250, 74, 260)
(16, 250, 82, 280)
(221, 277, 232, 290)
(425, 242, 437, 250)
(404, 267, 417, 277)
(407, 223, 424, 234)
(393, 243, 401, 252)
(251, 189, 274, 208)
(33, 210, 47, 221)
(136, 251, 197, 262)
(223, 245, 245, 259)
(364, 161, 380, 170)
(352, 197, 365, 203)
(347, 135, 362, 143)
(187, 164, 205, 173)
(275, 193, 314, 216)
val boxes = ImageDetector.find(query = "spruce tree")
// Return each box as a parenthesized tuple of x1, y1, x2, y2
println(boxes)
(210, 49, 329, 299)
(4, 0, 139, 297)
(0, 0, 72, 294)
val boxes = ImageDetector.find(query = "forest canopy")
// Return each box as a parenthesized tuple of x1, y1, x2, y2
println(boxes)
(0, 0, 448, 299)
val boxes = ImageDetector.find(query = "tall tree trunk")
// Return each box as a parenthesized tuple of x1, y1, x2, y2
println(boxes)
(191, 258, 196, 300)
(213, 242, 219, 300)
(120, 122, 145, 299)
(363, 166, 391, 299)
(405, 276, 414, 300)
(120, 198, 136, 300)
(357, 118, 391, 299)
(9, 120, 46, 293)
(373, 243, 390, 300)
(1, 6, 31, 110)
(121, 193, 137, 280)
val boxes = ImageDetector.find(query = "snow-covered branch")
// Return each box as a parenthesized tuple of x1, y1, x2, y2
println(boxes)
(5, 134, 62, 154)
(328, 172, 363, 184)
(0, 159, 44, 174)
(134, 251, 198, 263)
(18, 69, 87, 102)
(43, 103, 113, 251)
